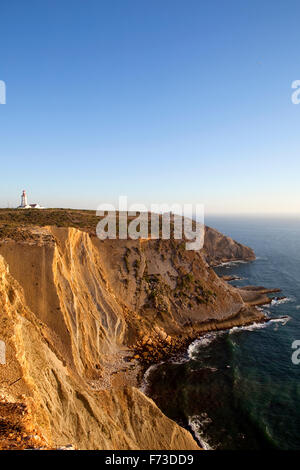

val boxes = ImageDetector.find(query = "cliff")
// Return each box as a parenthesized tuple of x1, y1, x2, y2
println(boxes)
(0, 252, 199, 450)
(0, 220, 264, 450)
(203, 226, 255, 266)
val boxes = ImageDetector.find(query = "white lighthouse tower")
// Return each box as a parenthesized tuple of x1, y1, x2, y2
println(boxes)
(17, 190, 45, 209)
(20, 190, 28, 208)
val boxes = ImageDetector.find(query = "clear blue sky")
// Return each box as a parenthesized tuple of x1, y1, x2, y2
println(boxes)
(1, 0, 300, 214)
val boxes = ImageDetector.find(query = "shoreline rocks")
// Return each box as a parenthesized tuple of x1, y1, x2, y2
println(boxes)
(234, 285, 282, 307)
(130, 306, 267, 370)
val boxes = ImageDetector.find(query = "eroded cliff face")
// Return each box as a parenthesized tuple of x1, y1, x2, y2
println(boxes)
(0, 226, 262, 450)
(0, 254, 199, 450)
(203, 226, 255, 266)
(93, 236, 261, 342)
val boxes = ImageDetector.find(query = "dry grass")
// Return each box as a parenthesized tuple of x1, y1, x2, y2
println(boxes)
(0, 209, 193, 242)
(0, 208, 100, 240)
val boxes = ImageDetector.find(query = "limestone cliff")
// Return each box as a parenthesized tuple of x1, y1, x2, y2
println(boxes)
(0, 225, 263, 450)
(202, 226, 255, 266)
(0, 254, 199, 450)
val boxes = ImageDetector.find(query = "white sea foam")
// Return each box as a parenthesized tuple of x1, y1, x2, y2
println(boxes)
(270, 297, 293, 306)
(188, 315, 290, 355)
(140, 363, 162, 394)
(217, 260, 248, 267)
(229, 322, 268, 334)
(188, 332, 224, 358)
(270, 315, 291, 325)
(229, 316, 291, 334)
(263, 296, 293, 308)
(188, 414, 214, 450)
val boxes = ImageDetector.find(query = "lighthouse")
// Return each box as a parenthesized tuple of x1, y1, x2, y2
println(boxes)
(20, 190, 28, 208)
(17, 190, 45, 209)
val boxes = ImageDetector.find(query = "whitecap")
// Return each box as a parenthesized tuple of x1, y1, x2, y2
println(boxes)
(270, 297, 294, 307)
(270, 315, 291, 326)
(188, 332, 224, 358)
(229, 316, 290, 335)
(188, 414, 214, 450)
(216, 260, 248, 267)
(229, 322, 268, 334)
(140, 363, 163, 394)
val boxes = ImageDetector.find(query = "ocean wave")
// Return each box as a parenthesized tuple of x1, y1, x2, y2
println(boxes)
(140, 363, 163, 394)
(188, 332, 224, 358)
(188, 315, 291, 356)
(217, 260, 249, 267)
(263, 296, 294, 308)
(188, 414, 214, 450)
(270, 297, 294, 306)
(270, 315, 291, 325)
(229, 322, 269, 334)
(229, 316, 291, 334)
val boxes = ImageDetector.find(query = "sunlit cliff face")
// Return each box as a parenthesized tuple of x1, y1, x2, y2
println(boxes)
(0, 224, 260, 449)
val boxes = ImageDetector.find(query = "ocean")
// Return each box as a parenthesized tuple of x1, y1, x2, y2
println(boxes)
(143, 216, 300, 450)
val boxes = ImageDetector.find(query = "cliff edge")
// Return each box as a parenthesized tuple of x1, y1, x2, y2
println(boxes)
(0, 215, 263, 450)
(202, 226, 255, 266)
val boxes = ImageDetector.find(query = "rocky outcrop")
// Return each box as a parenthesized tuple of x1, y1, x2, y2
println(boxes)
(0, 225, 263, 450)
(202, 226, 255, 266)
(234, 285, 282, 306)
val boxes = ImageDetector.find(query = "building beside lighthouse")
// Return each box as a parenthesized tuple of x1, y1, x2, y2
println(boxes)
(18, 190, 45, 209)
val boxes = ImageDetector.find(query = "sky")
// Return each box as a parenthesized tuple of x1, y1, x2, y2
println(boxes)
(0, 0, 300, 214)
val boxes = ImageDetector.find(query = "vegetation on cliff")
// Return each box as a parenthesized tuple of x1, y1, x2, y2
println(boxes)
(0, 209, 255, 267)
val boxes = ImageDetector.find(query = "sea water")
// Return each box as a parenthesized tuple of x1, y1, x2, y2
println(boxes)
(143, 216, 300, 450)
